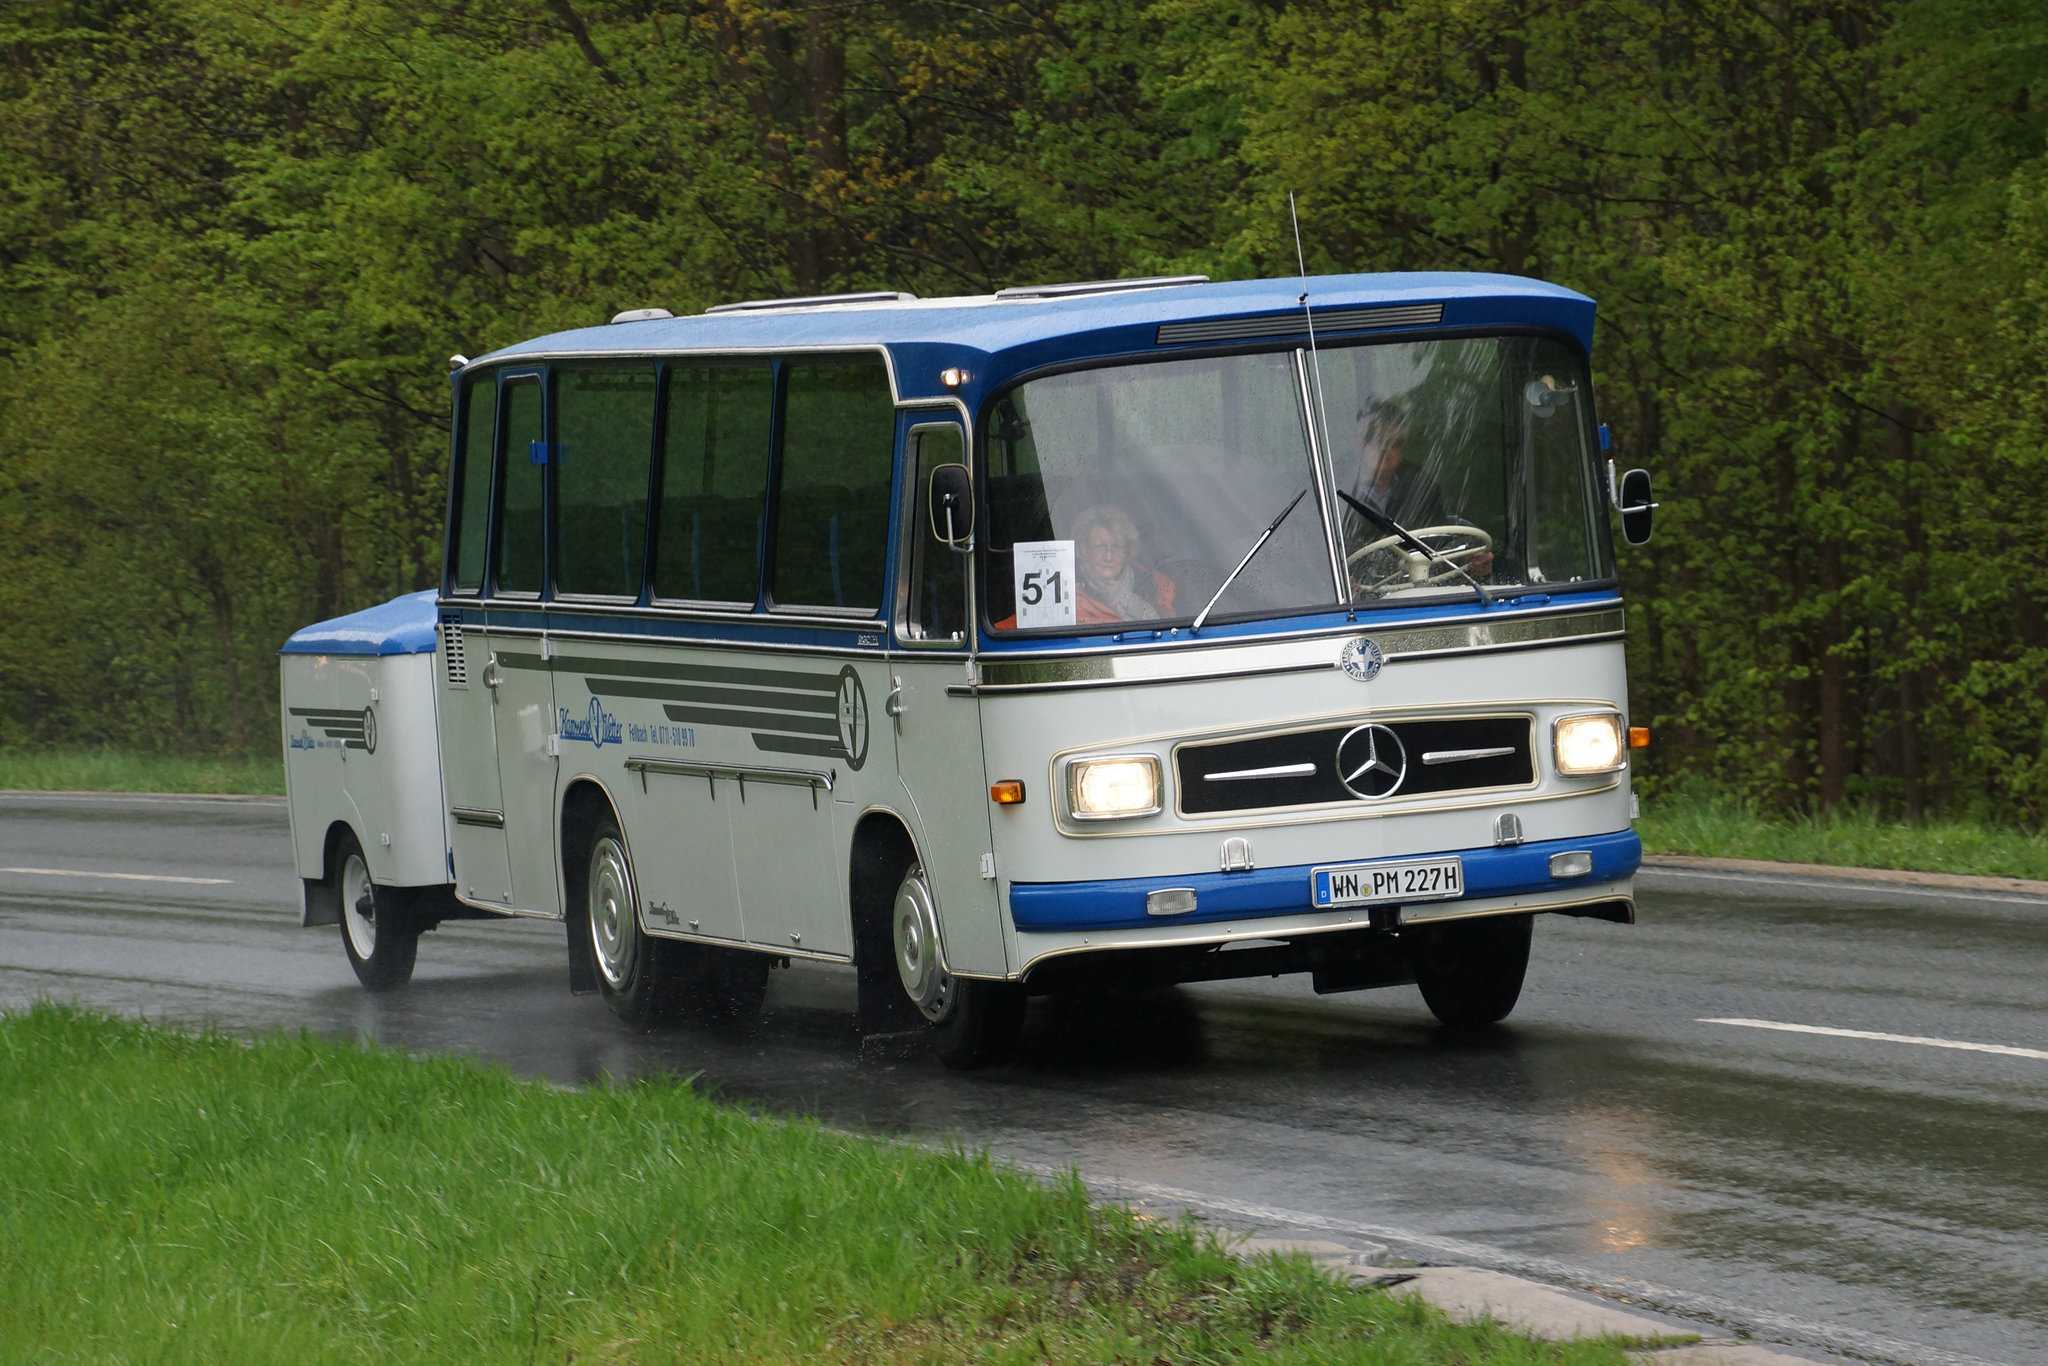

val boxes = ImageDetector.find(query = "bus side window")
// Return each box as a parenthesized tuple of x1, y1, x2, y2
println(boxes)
(450, 372, 494, 594)
(772, 358, 894, 613)
(653, 364, 773, 605)
(495, 377, 545, 596)
(905, 425, 967, 642)
(555, 364, 657, 598)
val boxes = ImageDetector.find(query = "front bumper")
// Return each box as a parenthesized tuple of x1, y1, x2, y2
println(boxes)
(1008, 829, 1641, 933)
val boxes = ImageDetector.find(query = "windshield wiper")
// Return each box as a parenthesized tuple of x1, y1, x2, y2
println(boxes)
(1191, 488, 1308, 634)
(1334, 488, 1495, 607)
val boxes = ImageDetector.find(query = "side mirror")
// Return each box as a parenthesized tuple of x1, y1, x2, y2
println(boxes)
(1618, 467, 1655, 545)
(927, 463, 974, 549)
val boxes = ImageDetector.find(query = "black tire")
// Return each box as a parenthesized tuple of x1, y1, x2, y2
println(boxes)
(888, 858, 1024, 1068)
(931, 977, 1027, 1069)
(336, 829, 418, 991)
(1408, 913, 1533, 1028)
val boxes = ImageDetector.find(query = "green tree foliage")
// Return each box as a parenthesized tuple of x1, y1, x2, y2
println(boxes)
(0, 0, 2043, 823)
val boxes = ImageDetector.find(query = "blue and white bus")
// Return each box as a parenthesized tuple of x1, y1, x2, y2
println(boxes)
(280, 272, 1653, 1067)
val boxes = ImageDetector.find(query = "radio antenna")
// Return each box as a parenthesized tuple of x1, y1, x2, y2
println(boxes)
(1291, 193, 1336, 459)
(1291, 193, 1341, 579)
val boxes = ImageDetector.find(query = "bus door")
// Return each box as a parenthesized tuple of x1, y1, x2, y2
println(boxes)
(889, 417, 1006, 977)
(447, 369, 557, 914)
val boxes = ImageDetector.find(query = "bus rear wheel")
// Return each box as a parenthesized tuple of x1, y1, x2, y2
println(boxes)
(893, 863, 1023, 1068)
(584, 817, 768, 1029)
(1408, 913, 1533, 1029)
(336, 829, 418, 991)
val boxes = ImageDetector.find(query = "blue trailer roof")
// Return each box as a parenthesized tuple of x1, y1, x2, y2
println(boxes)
(474, 272, 1595, 408)
(279, 590, 438, 657)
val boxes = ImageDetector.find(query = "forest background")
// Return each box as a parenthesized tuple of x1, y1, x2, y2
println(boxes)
(0, 0, 2043, 822)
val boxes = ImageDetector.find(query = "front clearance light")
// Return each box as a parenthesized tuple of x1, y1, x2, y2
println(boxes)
(1066, 755, 1163, 820)
(1553, 712, 1626, 775)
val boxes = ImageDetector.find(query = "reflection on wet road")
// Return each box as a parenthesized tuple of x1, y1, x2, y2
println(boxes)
(2, 792, 2044, 1366)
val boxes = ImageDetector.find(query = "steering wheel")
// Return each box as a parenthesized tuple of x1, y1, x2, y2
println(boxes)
(1347, 524, 1494, 591)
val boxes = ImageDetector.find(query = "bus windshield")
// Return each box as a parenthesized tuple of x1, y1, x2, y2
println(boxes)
(981, 335, 1611, 632)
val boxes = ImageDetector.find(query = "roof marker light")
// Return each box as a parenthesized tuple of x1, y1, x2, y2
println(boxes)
(941, 367, 969, 389)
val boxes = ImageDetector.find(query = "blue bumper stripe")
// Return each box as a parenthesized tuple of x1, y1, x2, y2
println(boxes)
(1008, 829, 1641, 933)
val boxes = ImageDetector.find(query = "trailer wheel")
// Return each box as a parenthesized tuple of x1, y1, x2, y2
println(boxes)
(336, 830, 418, 991)
(892, 862, 1023, 1068)
(1408, 913, 1533, 1028)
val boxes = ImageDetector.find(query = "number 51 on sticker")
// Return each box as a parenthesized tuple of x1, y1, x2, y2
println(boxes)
(1014, 540, 1076, 629)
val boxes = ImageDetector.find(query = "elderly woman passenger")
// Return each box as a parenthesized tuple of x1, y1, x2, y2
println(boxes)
(1073, 504, 1177, 624)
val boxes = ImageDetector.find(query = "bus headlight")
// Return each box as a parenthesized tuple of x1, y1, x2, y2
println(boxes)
(1066, 755, 1163, 820)
(1553, 712, 1625, 775)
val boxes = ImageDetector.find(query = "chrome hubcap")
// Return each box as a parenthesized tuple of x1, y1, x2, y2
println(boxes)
(588, 836, 637, 989)
(341, 852, 377, 960)
(892, 866, 951, 1022)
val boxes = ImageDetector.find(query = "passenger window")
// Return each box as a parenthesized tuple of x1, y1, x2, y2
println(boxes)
(654, 364, 773, 604)
(495, 377, 545, 595)
(451, 372, 494, 593)
(772, 358, 895, 612)
(555, 364, 656, 598)
(904, 425, 967, 642)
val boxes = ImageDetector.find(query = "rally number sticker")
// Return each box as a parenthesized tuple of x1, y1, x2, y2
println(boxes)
(1014, 540, 1077, 629)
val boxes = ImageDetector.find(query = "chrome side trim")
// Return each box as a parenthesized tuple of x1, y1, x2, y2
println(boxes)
(451, 806, 505, 829)
(976, 605, 1625, 693)
(623, 755, 834, 806)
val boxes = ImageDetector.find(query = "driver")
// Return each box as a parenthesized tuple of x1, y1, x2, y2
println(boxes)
(1343, 400, 1493, 585)
(1345, 400, 1446, 529)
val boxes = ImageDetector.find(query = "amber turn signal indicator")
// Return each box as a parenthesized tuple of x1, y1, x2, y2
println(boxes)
(1628, 726, 1651, 749)
(990, 780, 1026, 805)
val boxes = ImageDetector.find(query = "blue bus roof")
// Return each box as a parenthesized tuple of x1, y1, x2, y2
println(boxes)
(476, 272, 1594, 409)
(279, 590, 438, 657)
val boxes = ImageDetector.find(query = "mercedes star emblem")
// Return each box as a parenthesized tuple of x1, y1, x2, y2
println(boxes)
(1335, 723, 1406, 800)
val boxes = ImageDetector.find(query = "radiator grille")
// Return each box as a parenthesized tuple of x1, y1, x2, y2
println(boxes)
(1176, 715, 1532, 815)
(1156, 303, 1444, 346)
(440, 617, 468, 687)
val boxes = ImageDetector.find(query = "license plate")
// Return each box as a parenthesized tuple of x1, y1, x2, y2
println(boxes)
(1311, 856, 1464, 908)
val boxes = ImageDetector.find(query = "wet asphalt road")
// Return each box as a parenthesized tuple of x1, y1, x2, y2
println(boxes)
(2, 792, 2044, 1366)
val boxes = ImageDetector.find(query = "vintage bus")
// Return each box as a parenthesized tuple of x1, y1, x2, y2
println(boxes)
(280, 272, 1653, 1067)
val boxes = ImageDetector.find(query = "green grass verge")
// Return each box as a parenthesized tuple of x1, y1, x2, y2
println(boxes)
(0, 1005, 1625, 1365)
(1637, 786, 2048, 881)
(0, 747, 284, 796)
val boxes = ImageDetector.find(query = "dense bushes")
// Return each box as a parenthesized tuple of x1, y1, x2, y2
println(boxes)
(1, 0, 2043, 820)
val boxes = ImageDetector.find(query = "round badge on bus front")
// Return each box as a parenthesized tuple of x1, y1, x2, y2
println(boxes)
(1335, 723, 1406, 800)
(835, 666, 870, 771)
(1339, 637, 1384, 682)
(361, 705, 378, 755)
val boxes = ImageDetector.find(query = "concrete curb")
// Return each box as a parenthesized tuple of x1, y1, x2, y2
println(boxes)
(1232, 1239, 1843, 1364)
(1640, 853, 2048, 898)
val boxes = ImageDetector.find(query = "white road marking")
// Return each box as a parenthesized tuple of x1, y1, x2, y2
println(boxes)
(0, 866, 233, 887)
(1701, 1016, 2048, 1062)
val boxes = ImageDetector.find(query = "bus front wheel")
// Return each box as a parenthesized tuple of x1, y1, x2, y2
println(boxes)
(336, 829, 418, 991)
(892, 864, 1023, 1068)
(1408, 913, 1533, 1028)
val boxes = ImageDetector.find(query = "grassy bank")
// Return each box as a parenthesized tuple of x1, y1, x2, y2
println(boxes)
(0, 1006, 1622, 1365)
(1637, 786, 2048, 882)
(0, 747, 284, 796)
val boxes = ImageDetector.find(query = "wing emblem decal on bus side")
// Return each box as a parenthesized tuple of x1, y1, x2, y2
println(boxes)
(499, 651, 864, 767)
(1335, 724, 1406, 800)
(288, 706, 375, 753)
(1338, 637, 1384, 682)
(835, 666, 870, 771)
